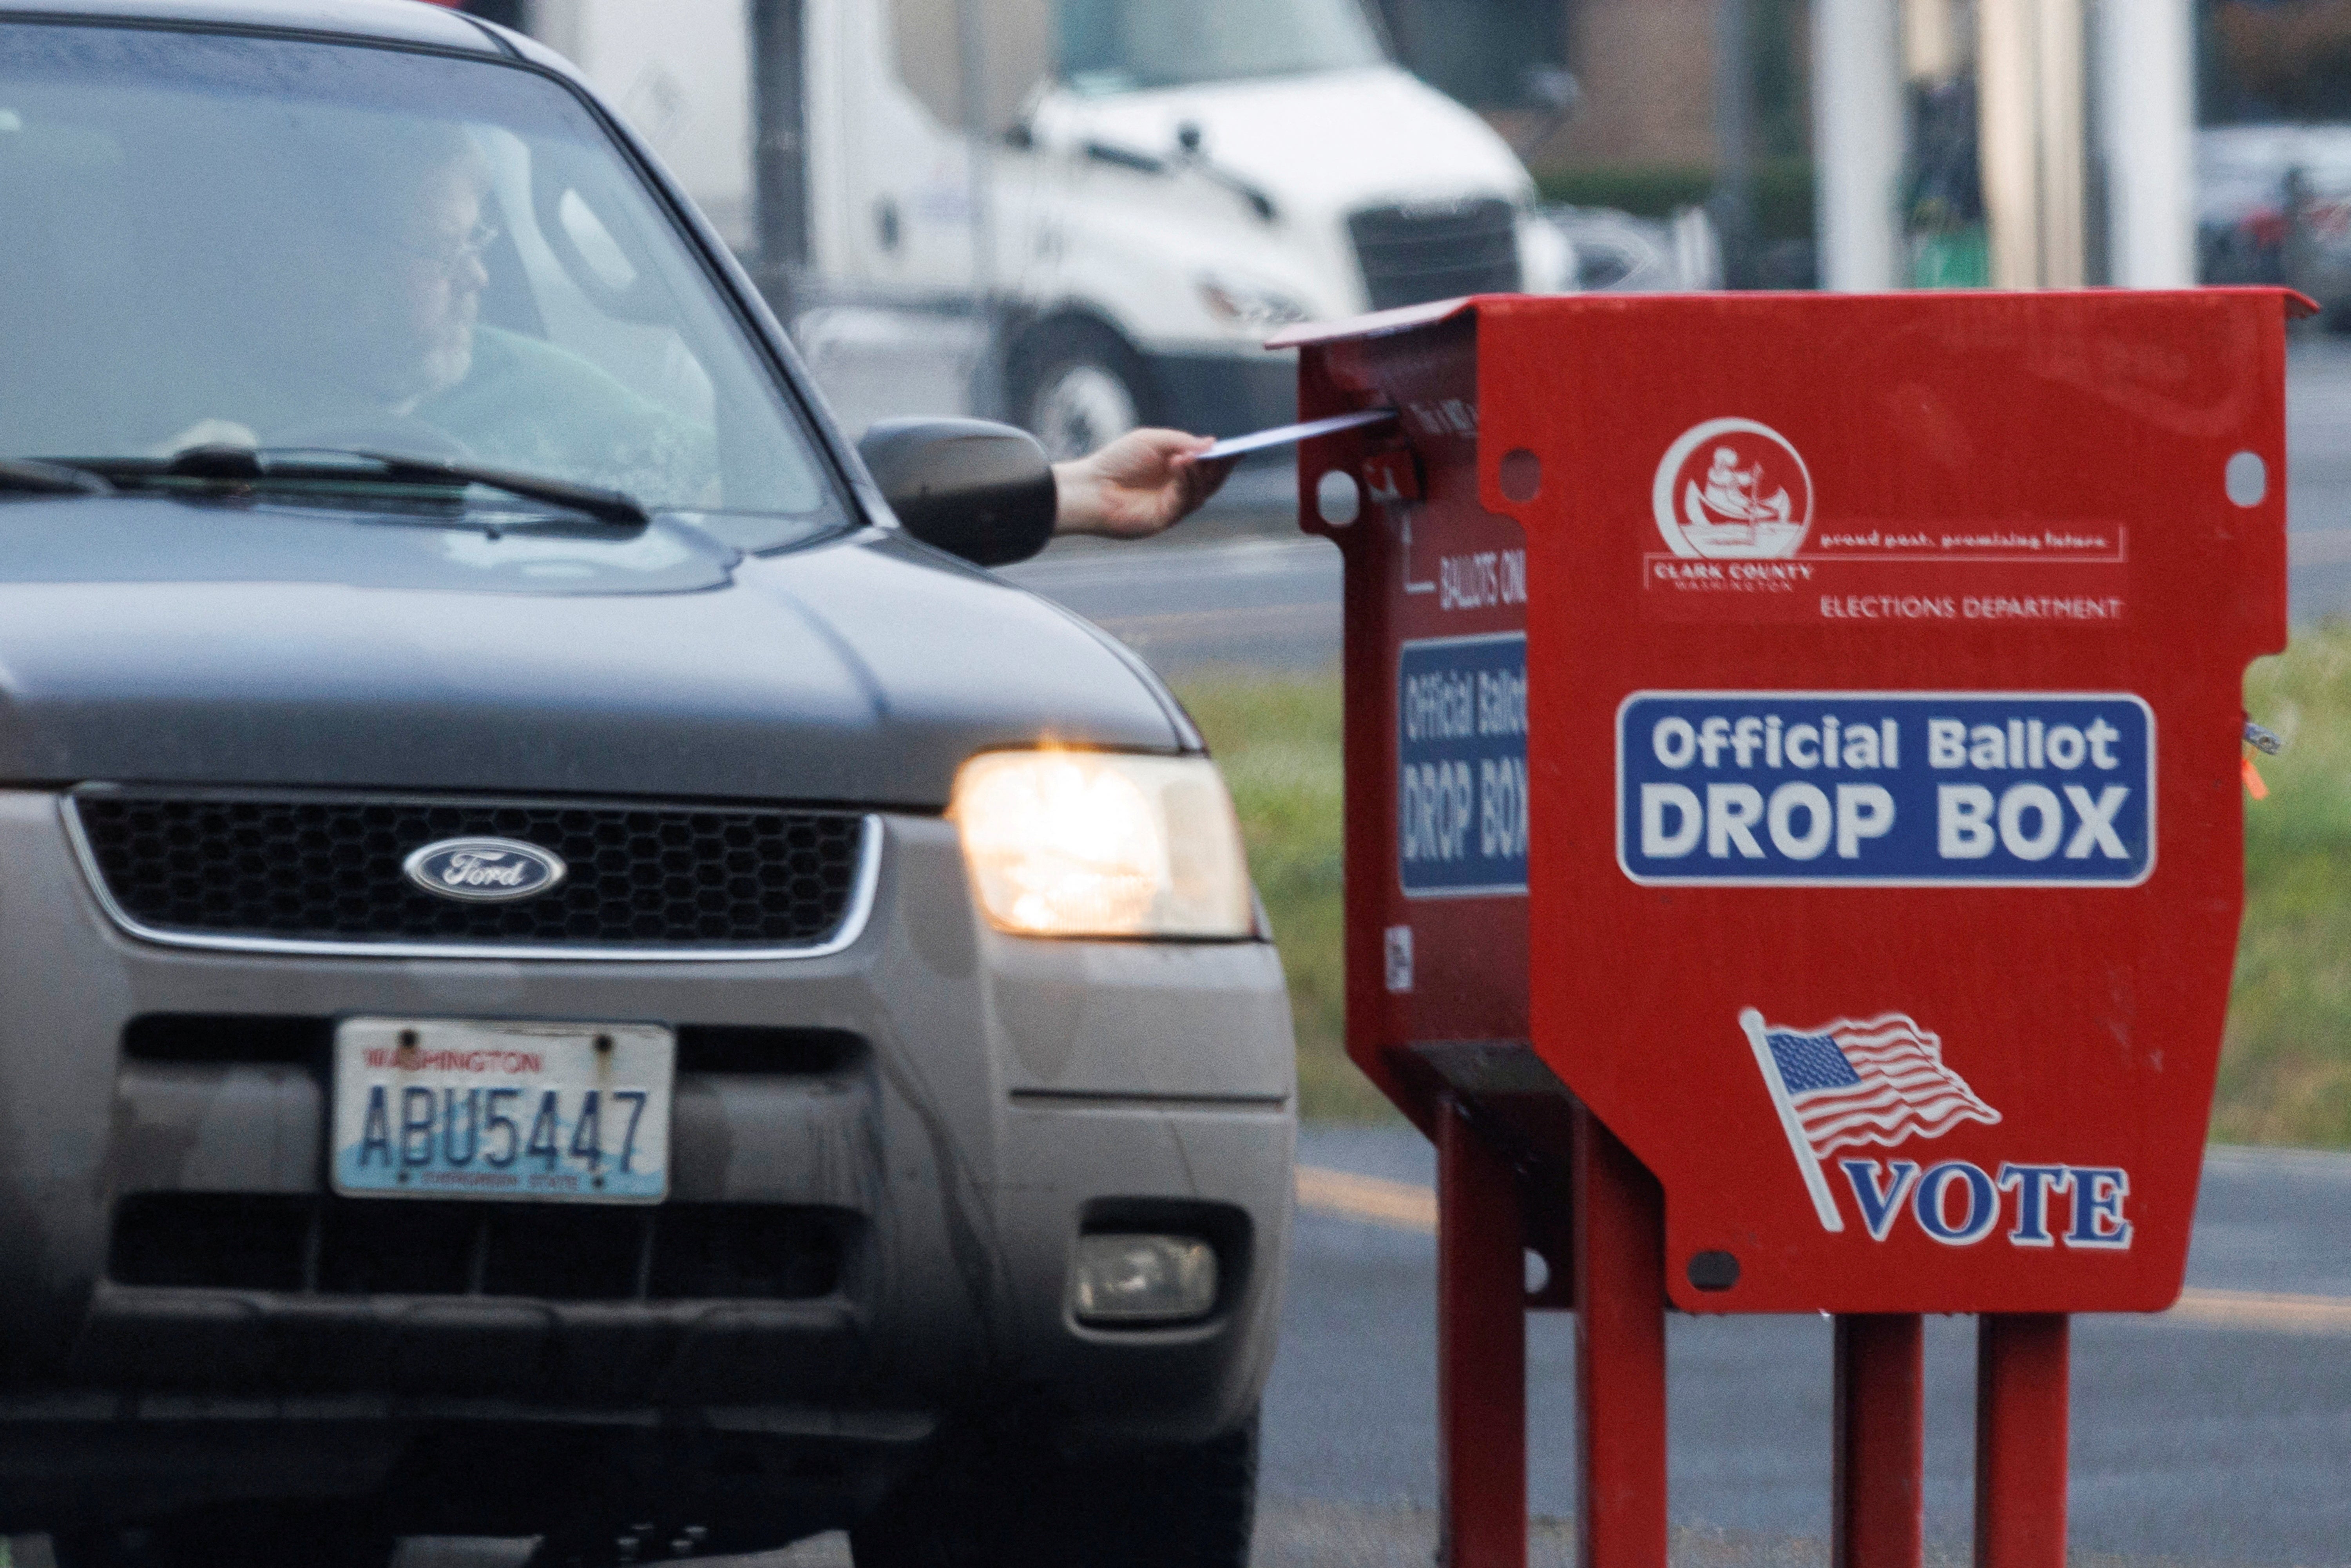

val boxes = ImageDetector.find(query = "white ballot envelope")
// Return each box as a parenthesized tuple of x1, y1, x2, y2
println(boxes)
(1197, 408, 1397, 461)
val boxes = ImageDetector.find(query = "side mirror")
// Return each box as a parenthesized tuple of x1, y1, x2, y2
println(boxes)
(858, 418, 1058, 568)
(1522, 65, 1581, 117)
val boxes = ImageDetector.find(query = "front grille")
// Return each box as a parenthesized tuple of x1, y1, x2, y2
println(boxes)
(109, 1193, 851, 1302)
(1349, 197, 1524, 311)
(70, 789, 870, 952)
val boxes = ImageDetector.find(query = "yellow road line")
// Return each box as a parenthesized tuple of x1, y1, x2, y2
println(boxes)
(2166, 1287, 2351, 1334)
(1295, 1165, 1435, 1233)
(1293, 1164, 2351, 1334)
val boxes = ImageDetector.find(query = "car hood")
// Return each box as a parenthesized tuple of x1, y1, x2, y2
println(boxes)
(0, 498, 1185, 807)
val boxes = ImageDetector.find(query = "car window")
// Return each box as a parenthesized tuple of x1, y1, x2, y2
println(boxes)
(1055, 0, 1386, 95)
(0, 22, 841, 546)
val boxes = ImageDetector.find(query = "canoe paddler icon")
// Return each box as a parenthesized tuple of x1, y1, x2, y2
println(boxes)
(1652, 417, 1813, 561)
(1690, 445, 1791, 533)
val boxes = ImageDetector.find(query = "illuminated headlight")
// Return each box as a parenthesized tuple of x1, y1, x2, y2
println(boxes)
(1070, 1233, 1219, 1324)
(952, 751, 1254, 938)
(1196, 273, 1311, 331)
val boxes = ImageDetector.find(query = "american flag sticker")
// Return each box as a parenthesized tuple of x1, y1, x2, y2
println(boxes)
(1739, 1008, 2001, 1233)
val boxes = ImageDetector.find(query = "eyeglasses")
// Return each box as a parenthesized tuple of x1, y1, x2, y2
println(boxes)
(395, 220, 500, 273)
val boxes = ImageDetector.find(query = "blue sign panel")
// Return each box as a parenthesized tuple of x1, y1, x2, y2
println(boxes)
(1617, 692, 2154, 887)
(1399, 634, 1528, 897)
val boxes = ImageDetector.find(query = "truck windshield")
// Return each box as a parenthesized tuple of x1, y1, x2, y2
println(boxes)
(1056, 0, 1387, 94)
(0, 23, 832, 532)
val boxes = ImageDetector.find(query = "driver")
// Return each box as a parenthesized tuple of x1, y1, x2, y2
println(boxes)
(247, 124, 718, 499)
(163, 124, 661, 477)
(175, 123, 1226, 536)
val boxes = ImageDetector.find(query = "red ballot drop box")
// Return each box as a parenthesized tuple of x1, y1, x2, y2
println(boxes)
(1272, 290, 2290, 1567)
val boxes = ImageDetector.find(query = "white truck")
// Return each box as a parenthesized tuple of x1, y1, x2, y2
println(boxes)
(520, 0, 1572, 453)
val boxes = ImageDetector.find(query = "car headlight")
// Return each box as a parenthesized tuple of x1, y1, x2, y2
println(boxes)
(953, 750, 1255, 938)
(1196, 273, 1311, 332)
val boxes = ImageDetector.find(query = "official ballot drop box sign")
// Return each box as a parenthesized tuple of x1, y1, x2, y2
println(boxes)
(1282, 290, 2288, 1317)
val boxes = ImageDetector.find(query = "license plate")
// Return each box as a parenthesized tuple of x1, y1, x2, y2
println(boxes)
(331, 1018, 673, 1203)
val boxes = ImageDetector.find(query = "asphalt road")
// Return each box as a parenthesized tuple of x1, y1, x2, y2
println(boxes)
(1270, 1128, 2351, 1567)
(1005, 340, 2351, 679)
(1000, 475, 1340, 679)
(579, 1134, 2351, 1568)
(66, 1148, 2315, 1565)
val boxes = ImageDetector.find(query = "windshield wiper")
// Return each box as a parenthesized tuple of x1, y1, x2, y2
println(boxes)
(0, 458, 112, 496)
(60, 446, 651, 531)
(286, 449, 652, 530)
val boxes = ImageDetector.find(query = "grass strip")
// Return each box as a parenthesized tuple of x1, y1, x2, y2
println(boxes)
(1175, 671, 1389, 1122)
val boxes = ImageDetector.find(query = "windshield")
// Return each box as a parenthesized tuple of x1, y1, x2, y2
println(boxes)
(1054, 0, 1386, 95)
(0, 23, 833, 536)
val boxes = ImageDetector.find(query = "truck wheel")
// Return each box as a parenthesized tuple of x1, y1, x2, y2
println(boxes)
(848, 1410, 1257, 1568)
(1009, 321, 1157, 462)
(51, 1506, 397, 1568)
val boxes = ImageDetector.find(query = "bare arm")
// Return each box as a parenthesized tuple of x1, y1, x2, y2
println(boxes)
(1051, 427, 1236, 540)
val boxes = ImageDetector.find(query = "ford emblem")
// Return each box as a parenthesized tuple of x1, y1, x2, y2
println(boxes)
(402, 837, 568, 903)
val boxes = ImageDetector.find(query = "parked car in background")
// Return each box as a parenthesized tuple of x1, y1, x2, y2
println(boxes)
(0, 2, 1293, 1563)
(1544, 203, 1722, 293)
(2199, 122, 2351, 323)
(521, 0, 1575, 454)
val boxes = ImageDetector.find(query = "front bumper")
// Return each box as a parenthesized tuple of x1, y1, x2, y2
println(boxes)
(0, 794, 1295, 1528)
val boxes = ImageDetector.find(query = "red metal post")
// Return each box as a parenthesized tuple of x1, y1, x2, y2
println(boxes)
(1572, 1105, 1668, 1568)
(1974, 1313, 2070, 1568)
(1436, 1095, 1528, 1568)
(1832, 1313, 1925, 1568)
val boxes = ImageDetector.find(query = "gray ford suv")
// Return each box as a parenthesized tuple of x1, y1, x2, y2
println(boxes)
(0, 4, 1295, 1564)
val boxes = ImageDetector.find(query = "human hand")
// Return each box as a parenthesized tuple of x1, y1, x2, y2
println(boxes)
(1052, 427, 1235, 540)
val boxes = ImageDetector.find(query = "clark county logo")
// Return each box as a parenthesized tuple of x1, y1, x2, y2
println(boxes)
(1653, 418, 1813, 560)
(1737, 1008, 2135, 1251)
